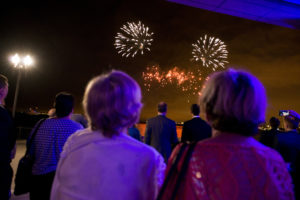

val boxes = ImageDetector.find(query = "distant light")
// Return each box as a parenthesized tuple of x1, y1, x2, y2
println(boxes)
(23, 55, 33, 66)
(10, 54, 21, 66)
(9, 54, 34, 68)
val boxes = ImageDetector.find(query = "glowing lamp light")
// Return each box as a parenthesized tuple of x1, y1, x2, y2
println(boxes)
(9, 53, 35, 117)
(10, 54, 34, 68)
(23, 55, 33, 66)
(10, 54, 21, 66)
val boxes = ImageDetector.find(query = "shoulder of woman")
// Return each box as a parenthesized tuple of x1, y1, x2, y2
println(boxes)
(60, 129, 96, 156)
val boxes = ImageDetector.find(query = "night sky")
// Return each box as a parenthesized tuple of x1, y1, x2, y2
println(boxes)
(0, 0, 300, 122)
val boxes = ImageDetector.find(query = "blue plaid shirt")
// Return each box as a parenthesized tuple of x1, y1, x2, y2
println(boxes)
(30, 118, 83, 175)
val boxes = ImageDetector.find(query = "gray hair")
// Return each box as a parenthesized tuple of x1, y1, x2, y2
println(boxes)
(83, 70, 143, 137)
(199, 68, 267, 135)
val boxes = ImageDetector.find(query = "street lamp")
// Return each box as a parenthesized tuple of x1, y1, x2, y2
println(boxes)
(9, 53, 34, 117)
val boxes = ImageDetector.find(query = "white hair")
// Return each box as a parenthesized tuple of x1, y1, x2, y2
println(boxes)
(83, 70, 143, 137)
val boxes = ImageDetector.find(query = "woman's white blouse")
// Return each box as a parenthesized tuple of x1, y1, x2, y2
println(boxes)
(51, 128, 166, 200)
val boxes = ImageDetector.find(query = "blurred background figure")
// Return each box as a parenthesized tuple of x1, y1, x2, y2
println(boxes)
(27, 107, 38, 115)
(51, 71, 165, 200)
(70, 113, 88, 128)
(181, 103, 211, 143)
(259, 116, 281, 148)
(47, 108, 56, 118)
(128, 124, 141, 141)
(164, 69, 294, 200)
(0, 74, 16, 200)
(275, 110, 300, 199)
(29, 92, 83, 200)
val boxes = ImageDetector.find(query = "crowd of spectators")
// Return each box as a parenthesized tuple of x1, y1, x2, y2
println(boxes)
(1, 68, 300, 200)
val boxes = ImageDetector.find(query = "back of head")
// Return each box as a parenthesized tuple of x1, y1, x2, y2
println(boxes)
(83, 70, 142, 137)
(54, 92, 74, 118)
(284, 110, 300, 130)
(48, 108, 56, 118)
(199, 68, 267, 136)
(191, 104, 200, 116)
(269, 117, 280, 129)
(158, 102, 167, 113)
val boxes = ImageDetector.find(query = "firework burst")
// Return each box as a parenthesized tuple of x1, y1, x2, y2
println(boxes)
(192, 34, 228, 71)
(142, 65, 202, 95)
(114, 21, 154, 58)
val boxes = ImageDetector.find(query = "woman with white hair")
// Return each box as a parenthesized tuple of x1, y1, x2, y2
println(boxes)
(51, 70, 165, 200)
(162, 69, 294, 200)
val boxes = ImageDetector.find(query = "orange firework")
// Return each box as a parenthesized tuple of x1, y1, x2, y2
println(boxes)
(142, 65, 202, 95)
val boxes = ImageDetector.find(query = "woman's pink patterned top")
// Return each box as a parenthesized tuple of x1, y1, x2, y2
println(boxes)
(174, 132, 295, 200)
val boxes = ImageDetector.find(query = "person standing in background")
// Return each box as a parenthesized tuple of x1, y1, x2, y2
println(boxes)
(181, 104, 211, 143)
(274, 110, 300, 199)
(0, 74, 16, 200)
(29, 92, 83, 200)
(145, 102, 178, 163)
(70, 113, 88, 128)
(128, 124, 141, 141)
(259, 116, 281, 148)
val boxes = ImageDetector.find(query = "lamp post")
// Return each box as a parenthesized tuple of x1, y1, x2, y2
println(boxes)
(9, 54, 34, 117)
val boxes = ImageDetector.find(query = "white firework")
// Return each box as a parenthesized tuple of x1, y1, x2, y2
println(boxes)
(114, 21, 154, 58)
(192, 35, 228, 71)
